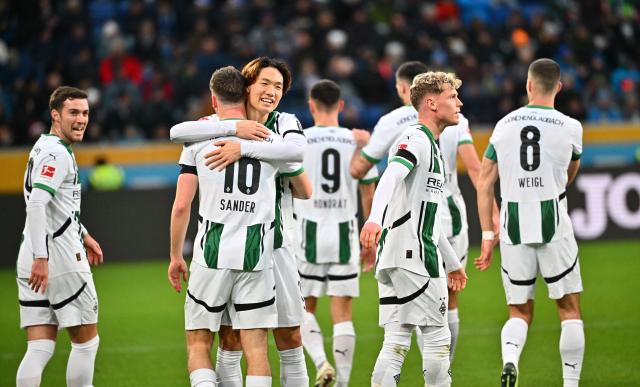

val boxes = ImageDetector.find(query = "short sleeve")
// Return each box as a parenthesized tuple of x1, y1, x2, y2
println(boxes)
(278, 162, 304, 177)
(178, 144, 197, 175)
(362, 116, 394, 163)
(457, 116, 473, 145)
(388, 132, 424, 172)
(31, 149, 71, 196)
(278, 113, 305, 138)
(571, 120, 583, 160)
(359, 164, 379, 184)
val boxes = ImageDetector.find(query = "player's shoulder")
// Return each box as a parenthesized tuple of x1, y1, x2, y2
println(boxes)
(378, 105, 417, 128)
(33, 135, 73, 160)
(198, 113, 219, 121)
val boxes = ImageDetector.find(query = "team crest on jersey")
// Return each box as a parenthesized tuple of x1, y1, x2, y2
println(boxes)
(398, 143, 408, 150)
(40, 165, 56, 178)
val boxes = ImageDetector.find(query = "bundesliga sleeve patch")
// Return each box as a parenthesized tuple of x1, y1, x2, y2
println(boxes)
(398, 143, 408, 150)
(40, 165, 56, 178)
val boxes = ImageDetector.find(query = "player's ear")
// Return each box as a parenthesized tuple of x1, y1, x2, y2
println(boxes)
(337, 100, 345, 113)
(211, 95, 219, 112)
(50, 109, 60, 123)
(308, 99, 316, 115)
(556, 81, 563, 93)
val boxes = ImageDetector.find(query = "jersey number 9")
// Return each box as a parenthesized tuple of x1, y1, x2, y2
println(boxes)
(321, 148, 341, 194)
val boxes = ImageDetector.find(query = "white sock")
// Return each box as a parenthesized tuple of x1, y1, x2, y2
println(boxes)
(278, 347, 309, 387)
(301, 311, 327, 368)
(448, 309, 460, 362)
(333, 321, 356, 387)
(16, 339, 56, 387)
(66, 335, 99, 387)
(190, 368, 216, 387)
(245, 375, 272, 387)
(421, 325, 452, 387)
(560, 319, 584, 387)
(501, 318, 528, 367)
(371, 323, 412, 387)
(216, 347, 243, 386)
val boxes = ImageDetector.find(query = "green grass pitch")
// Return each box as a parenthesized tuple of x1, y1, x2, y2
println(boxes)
(1, 240, 639, 386)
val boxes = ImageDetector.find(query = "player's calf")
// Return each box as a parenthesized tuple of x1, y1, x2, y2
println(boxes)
(420, 325, 452, 387)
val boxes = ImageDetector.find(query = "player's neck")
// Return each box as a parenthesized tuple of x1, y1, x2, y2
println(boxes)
(418, 118, 442, 140)
(247, 108, 268, 125)
(217, 105, 246, 120)
(527, 94, 555, 109)
(312, 112, 339, 127)
(50, 126, 73, 145)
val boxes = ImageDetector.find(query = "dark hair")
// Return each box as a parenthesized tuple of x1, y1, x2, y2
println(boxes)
(396, 61, 429, 84)
(309, 79, 341, 109)
(528, 58, 561, 94)
(242, 57, 292, 93)
(49, 86, 88, 112)
(209, 66, 247, 103)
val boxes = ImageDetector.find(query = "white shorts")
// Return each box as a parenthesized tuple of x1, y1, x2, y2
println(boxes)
(274, 246, 306, 327)
(500, 235, 582, 305)
(448, 228, 469, 269)
(377, 268, 448, 327)
(185, 263, 277, 331)
(297, 259, 359, 298)
(17, 272, 98, 329)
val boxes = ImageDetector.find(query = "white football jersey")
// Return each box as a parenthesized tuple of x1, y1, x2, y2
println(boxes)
(18, 134, 89, 279)
(294, 126, 378, 264)
(438, 115, 473, 238)
(376, 124, 446, 279)
(361, 105, 417, 163)
(180, 131, 301, 271)
(487, 105, 583, 244)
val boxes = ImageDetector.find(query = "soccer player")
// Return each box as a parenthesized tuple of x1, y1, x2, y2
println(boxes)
(476, 58, 585, 387)
(361, 72, 468, 387)
(16, 86, 104, 387)
(170, 57, 312, 387)
(352, 60, 498, 362)
(169, 66, 309, 387)
(294, 79, 378, 387)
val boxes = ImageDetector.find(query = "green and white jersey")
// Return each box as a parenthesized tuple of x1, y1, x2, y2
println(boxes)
(486, 105, 583, 245)
(438, 114, 472, 238)
(361, 105, 417, 163)
(180, 132, 301, 272)
(376, 124, 446, 278)
(263, 111, 306, 250)
(18, 134, 88, 278)
(294, 126, 379, 264)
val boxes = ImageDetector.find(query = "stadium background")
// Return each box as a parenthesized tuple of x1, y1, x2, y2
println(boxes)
(1, 0, 639, 386)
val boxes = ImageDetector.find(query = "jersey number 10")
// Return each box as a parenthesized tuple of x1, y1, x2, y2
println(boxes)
(224, 158, 261, 195)
(520, 126, 541, 171)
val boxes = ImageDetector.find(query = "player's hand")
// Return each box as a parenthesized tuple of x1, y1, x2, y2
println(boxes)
(168, 258, 189, 293)
(83, 233, 103, 266)
(29, 258, 49, 294)
(205, 140, 241, 171)
(447, 267, 467, 292)
(360, 245, 376, 272)
(352, 128, 370, 148)
(474, 239, 494, 271)
(236, 120, 270, 141)
(360, 222, 382, 250)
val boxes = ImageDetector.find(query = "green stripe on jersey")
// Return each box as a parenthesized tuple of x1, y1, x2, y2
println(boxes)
(243, 224, 262, 271)
(485, 143, 497, 161)
(204, 223, 224, 268)
(359, 176, 379, 184)
(339, 221, 351, 264)
(274, 176, 283, 249)
(541, 199, 556, 243)
(281, 166, 304, 177)
(421, 202, 440, 277)
(305, 220, 317, 263)
(390, 156, 414, 171)
(265, 112, 278, 132)
(447, 196, 462, 236)
(458, 139, 473, 145)
(33, 183, 56, 197)
(377, 228, 388, 262)
(361, 150, 380, 164)
(431, 142, 441, 174)
(507, 202, 521, 245)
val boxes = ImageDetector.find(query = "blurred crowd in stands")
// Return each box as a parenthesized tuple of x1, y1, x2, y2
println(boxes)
(0, 0, 638, 146)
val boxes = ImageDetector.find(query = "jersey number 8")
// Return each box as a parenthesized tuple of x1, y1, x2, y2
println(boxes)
(520, 126, 541, 171)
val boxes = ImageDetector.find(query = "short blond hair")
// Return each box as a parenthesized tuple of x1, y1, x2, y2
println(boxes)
(410, 72, 462, 110)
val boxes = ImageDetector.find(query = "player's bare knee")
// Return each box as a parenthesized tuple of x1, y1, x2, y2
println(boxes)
(67, 324, 98, 344)
(509, 303, 534, 325)
(304, 297, 318, 313)
(557, 293, 581, 320)
(447, 290, 458, 309)
(330, 296, 352, 323)
(219, 325, 242, 351)
(273, 326, 302, 350)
